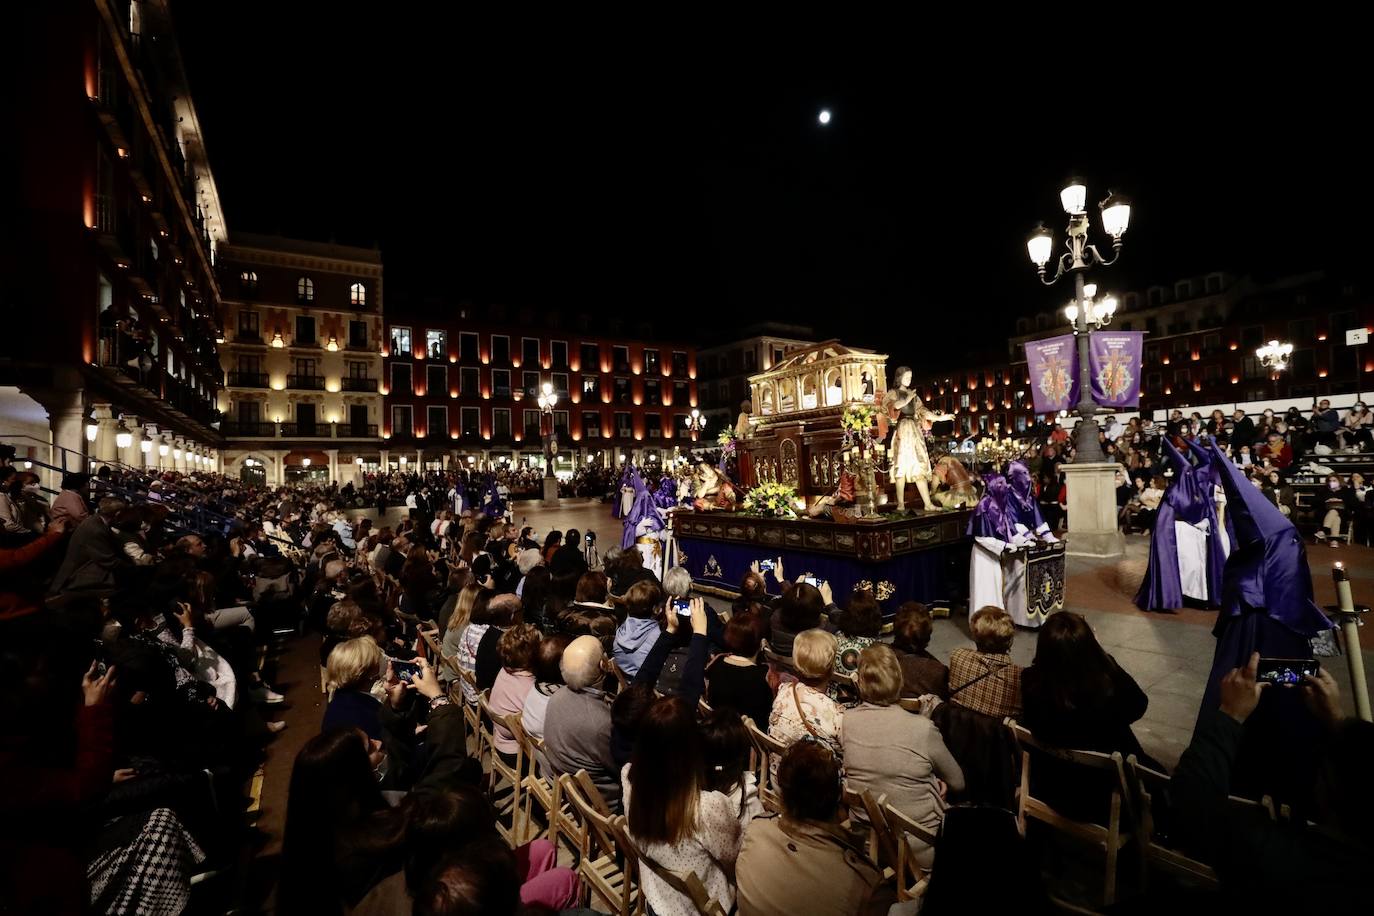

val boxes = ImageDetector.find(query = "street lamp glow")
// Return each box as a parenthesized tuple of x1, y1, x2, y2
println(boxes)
(1060, 177, 1087, 215)
(818, 109, 831, 125)
(1026, 223, 1054, 268)
(1100, 190, 1132, 238)
(302, 458, 310, 467)
(86, 423, 98, 443)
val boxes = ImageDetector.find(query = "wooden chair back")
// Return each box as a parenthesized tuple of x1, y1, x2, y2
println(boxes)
(632, 845, 727, 916)
(882, 802, 937, 901)
(562, 771, 640, 916)
(478, 691, 527, 844)
(1007, 720, 1139, 906)
(743, 716, 788, 813)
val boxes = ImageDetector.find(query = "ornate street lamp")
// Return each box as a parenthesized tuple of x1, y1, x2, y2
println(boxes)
(1026, 178, 1131, 462)
(537, 381, 560, 506)
(686, 408, 706, 442)
(1256, 339, 1294, 397)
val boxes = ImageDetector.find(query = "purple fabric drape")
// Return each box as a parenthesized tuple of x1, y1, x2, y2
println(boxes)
(652, 477, 677, 509)
(968, 475, 1017, 542)
(1006, 461, 1045, 531)
(621, 470, 658, 549)
(1134, 437, 1224, 610)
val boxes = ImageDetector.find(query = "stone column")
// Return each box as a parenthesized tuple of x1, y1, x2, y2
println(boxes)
(271, 449, 286, 487)
(172, 437, 187, 474)
(160, 431, 175, 472)
(91, 403, 119, 466)
(1061, 462, 1126, 558)
(142, 425, 158, 471)
(23, 384, 88, 487)
(380, 449, 390, 472)
(327, 448, 339, 484)
(119, 415, 142, 468)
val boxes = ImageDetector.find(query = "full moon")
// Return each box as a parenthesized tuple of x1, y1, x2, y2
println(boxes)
(818, 109, 831, 125)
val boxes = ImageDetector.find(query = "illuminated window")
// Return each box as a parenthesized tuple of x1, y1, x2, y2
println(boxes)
(297, 277, 314, 302)
(391, 326, 412, 355)
(426, 329, 447, 360)
(350, 282, 366, 306)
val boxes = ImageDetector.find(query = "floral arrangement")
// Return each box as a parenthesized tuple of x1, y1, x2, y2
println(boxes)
(841, 404, 879, 434)
(742, 480, 800, 518)
(853, 579, 896, 601)
(716, 429, 737, 456)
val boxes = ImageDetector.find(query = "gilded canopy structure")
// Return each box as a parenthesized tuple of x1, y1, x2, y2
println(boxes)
(746, 341, 888, 432)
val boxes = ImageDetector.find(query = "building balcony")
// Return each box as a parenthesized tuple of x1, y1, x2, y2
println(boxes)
(345, 339, 373, 352)
(287, 374, 326, 390)
(341, 377, 379, 392)
(233, 331, 264, 345)
(224, 422, 379, 439)
(221, 421, 278, 437)
(227, 371, 269, 388)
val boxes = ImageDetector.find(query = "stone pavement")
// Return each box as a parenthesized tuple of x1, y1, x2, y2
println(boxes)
(509, 499, 1374, 770)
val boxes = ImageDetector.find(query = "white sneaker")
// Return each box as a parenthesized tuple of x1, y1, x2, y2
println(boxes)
(250, 685, 285, 704)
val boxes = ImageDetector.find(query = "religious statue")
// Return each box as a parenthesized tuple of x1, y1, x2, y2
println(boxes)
(735, 400, 752, 440)
(931, 455, 979, 508)
(883, 366, 953, 512)
(692, 461, 738, 512)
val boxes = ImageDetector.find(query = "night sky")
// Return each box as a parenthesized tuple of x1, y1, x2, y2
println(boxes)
(172, 6, 1365, 371)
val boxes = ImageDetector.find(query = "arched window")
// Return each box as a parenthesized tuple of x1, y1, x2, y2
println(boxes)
(297, 277, 314, 303)
(240, 270, 257, 291)
(350, 282, 366, 306)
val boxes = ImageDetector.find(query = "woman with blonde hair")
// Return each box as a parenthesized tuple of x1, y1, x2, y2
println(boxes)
(842, 644, 964, 868)
(768, 628, 844, 769)
(322, 636, 387, 739)
(439, 583, 483, 686)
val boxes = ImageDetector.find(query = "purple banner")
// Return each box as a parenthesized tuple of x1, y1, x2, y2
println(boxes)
(1024, 334, 1079, 414)
(1088, 330, 1144, 408)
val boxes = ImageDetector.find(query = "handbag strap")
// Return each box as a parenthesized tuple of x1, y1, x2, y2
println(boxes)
(792, 684, 824, 740)
(948, 660, 1009, 698)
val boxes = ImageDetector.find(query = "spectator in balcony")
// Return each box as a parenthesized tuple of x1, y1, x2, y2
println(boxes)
(1310, 398, 1341, 448)
(1231, 408, 1256, 448)
(1207, 409, 1228, 438)
(50, 473, 91, 529)
(1258, 431, 1293, 471)
(1337, 402, 1374, 452)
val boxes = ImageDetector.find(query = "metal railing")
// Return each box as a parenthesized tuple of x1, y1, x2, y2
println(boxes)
(287, 375, 326, 390)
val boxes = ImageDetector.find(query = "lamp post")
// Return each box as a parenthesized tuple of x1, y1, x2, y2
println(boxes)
(537, 381, 560, 506)
(1026, 178, 1131, 463)
(686, 408, 706, 442)
(1255, 339, 1293, 399)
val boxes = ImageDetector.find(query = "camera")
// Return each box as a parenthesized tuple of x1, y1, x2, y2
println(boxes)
(585, 531, 596, 544)
(759, 559, 775, 573)
(1256, 657, 1319, 687)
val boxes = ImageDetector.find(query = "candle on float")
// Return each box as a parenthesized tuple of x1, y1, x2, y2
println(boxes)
(1333, 562, 1354, 610)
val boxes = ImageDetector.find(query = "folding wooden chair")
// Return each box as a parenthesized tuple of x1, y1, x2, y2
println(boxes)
(882, 803, 938, 901)
(562, 771, 641, 916)
(477, 692, 526, 844)
(521, 731, 576, 855)
(455, 664, 484, 759)
(743, 716, 788, 813)
(1008, 720, 1141, 906)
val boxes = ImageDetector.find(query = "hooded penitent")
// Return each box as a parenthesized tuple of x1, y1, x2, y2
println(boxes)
(969, 475, 1017, 542)
(1134, 436, 1225, 610)
(1005, 460, 1046, 533)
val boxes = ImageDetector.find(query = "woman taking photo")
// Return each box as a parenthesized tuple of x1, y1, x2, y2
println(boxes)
(704, 614, 773, 729)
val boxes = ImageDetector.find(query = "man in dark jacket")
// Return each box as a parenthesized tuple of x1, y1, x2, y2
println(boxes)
(47, 498, 129, 597)
(1230, 408, 1256, 449)
(549, 528, 589, 578)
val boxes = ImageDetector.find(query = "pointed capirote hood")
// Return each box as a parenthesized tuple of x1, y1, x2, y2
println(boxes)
(1203, 439, 1331, 636)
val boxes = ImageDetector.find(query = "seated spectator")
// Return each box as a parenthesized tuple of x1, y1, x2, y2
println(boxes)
(323, 637, 388, 740)
(607, 545, 659, 598)
(948, 605, 1023, 719)
(542, 635, 621, 810)
(832, 589, 882, 678)
(518, 564, 553, 631)
(353, 789, 577, 916)
(890, 601, 948, 699)
(612, 579, 665, 677)
(1171, 653, 1372, 907)
(412, 840, 522, 916)
(699, 708, 763, 817)
(454, 590, 494, 704)
(767, 581, 832, 657)
(548, 527, 588, 578)
(50, 472, 90, 529)
(733, 568, 773, 616)
(735, 741, 894, 916)
(843, 644, 964, 868)
(1338, 401, 1374, 452)
(623, 696, 755, 916)
(475, 593, 523, 691)
(520, 634, 571, 741)
(1021, 611, 1161, 821)
(1309, 397, 1340, 448)
(48, 498, 130, 596)
(1315, 472, 1358, 545)
(768, 629, 844, 768)
(705, 613, 774, 729)
(513, 547, 543, 596)
(488, 623, 540, 765)
(540, 530, 562, 566)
